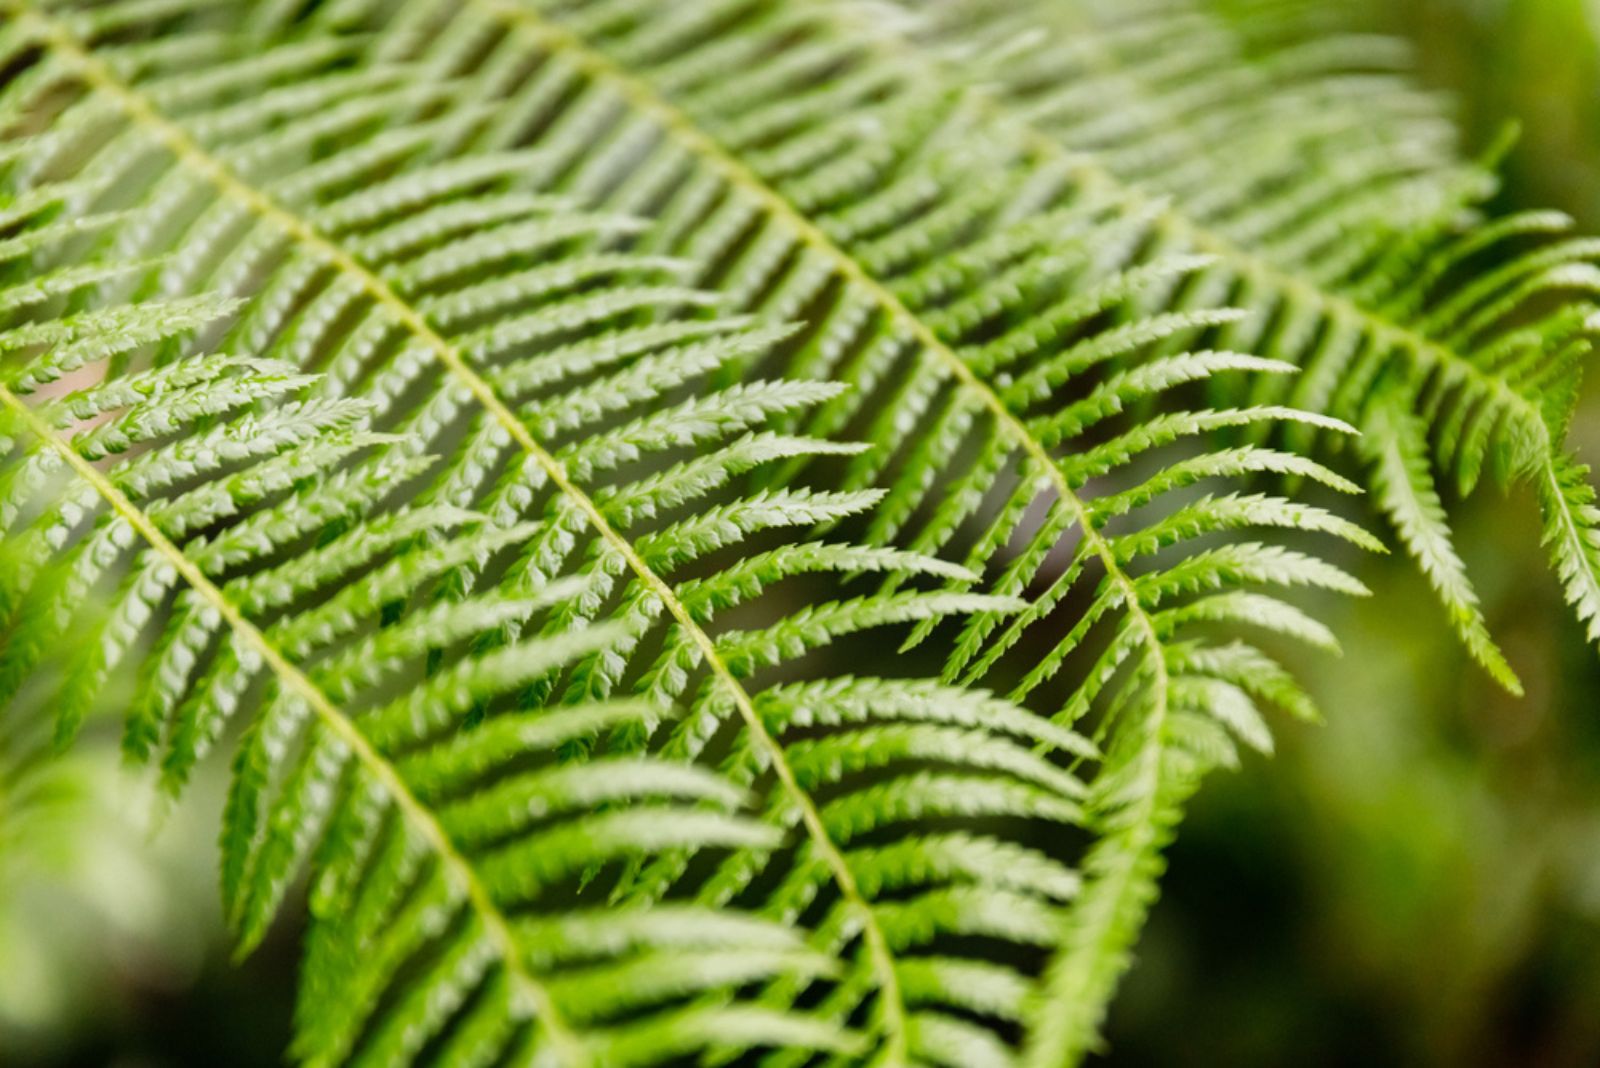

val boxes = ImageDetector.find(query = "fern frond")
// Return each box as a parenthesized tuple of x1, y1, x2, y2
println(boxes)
(866, 0, 1600, 678)
(91, 1, 1390, 1061)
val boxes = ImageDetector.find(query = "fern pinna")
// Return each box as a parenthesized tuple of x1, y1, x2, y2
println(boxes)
(0, 0, 1567, 1065)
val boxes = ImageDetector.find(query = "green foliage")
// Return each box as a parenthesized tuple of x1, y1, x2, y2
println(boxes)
(0, 0, 1591, 1065)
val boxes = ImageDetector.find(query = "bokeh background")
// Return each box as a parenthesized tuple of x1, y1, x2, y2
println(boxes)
(4, 1, 1600, 1065)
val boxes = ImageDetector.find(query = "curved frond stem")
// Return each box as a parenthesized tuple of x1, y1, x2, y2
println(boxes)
(1021, 761, 1189, 1068)
(0, 381, 591, 1067)
(8, 4, 916, 1054)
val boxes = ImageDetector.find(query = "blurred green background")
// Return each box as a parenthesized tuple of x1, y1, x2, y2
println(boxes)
(4, 2, 1600, 1065)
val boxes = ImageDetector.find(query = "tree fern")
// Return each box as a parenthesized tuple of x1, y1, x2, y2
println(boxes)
(868, 0, 1600, 691)
(0, 0, 1501, 1064)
